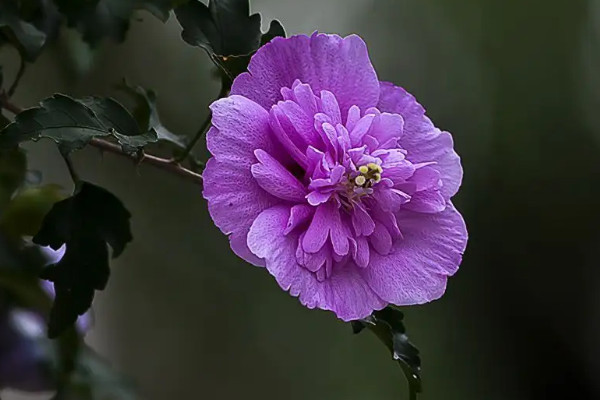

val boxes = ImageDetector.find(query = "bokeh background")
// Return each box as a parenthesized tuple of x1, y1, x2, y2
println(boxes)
(3, 0, 600, 398)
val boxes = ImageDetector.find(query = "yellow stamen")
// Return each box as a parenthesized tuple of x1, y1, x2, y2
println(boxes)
(358, 165, 369, 174)
(355, 175, 367, 186)
(373, 173, 382, 182)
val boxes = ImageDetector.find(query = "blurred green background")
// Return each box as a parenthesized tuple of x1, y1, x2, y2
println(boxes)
(4, 0, 600, 398)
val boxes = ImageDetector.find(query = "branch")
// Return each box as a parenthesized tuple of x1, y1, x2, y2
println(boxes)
(90, 139, 203, 185)
(8, 56, 26, 97)
(0, 98, 203, 186)
(175, 79, 229, 163)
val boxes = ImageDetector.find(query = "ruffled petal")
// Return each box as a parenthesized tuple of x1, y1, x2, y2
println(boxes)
(377, 82, 462, 199)
(248, 205, 386, 321)
(232, 33, 380, 119)
(251, 149, 307, 202)
(203, 158, 277, 267)
(208, 95, 276, 164)
(361, 204, 467, 305)
(204, 95, 286, 266)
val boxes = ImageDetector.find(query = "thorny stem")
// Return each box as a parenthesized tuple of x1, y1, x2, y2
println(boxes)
(0, 98, 203, 186)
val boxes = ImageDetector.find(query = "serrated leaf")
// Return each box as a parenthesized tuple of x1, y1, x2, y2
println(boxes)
(32, 182, 132, 338)
(353, 307, 422, 398)
(261, 20, 285, 46)
(0, 94, 111, 152)
(117, 80, 187, 149)
(0, 185, 65, 239)
(0, 1, 47, 61)
(174, 0, 286, 80)
(0, 94, 157, 155)
(175, 0, 260, 56)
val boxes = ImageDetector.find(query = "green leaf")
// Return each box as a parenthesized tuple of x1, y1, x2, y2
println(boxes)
(0, 184, 65, 239)
(0, 94, 157, 155)
(175, 0, 261, 56)
(32, 182, 132, 338)
(0, 1, 47, 61)
(261, 19, 285, 46)
(54, 0, 181, 46)
(174, 0, 286, 79)
(55, 346, 139, 400)
(117, 80, 187, 149)
(352, 307, 422, 399)
(0, 148, 27, 208)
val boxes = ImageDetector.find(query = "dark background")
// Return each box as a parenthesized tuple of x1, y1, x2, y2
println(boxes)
(3, 0, 600, 398)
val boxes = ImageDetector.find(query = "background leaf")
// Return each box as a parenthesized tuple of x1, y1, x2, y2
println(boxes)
(0, 1, 47, 61)
(0, 148, 27, 208)
(54, 346, 139, 400)
(0, 94, 157, 155)
(117, 80, 187, 149)
(54, 0, 182, 46)
(0, 185, 65, 239)
(32, 182, 132, 338)
(174, 0, 286, 81)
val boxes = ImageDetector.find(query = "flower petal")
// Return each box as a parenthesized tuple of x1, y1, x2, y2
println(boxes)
(404, 190, 446, 213)
(361, 204, 467, 305)
(232, 33, 380, 119)
(208, 96, 275, 164)
(248, 205, 386, 321)
(203, 158, 277, 267)
(377, 82, 462, 199)
(251, 149, 307, 202)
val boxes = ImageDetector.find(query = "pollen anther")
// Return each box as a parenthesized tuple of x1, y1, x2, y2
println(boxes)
(355, 175, 367, 186)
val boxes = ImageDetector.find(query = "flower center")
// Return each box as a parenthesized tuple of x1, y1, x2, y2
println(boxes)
(354, 163, 382, 188)
(338, 163, 383, 211)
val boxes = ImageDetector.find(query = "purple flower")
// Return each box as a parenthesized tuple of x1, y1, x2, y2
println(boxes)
(0, 308, 54, 392)
(203, 33, 467, 321)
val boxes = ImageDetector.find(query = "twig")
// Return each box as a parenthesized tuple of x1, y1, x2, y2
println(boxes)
(0, 98, 203, 186)
(62, 154, 81, 188)
(8, 55, 26, 97)
(90, 139, 203, 185)
(175, 113, 212, 163)
(0, 91, 24, 115)
(175, 79, 229, 163)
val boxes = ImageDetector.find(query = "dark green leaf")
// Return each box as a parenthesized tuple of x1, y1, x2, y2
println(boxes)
(261, 19, 285, 46)
(117, 80, 187, 149)
(0, 94, 157, 155)
(174, 0, 286, 79)
(175, 0, 261, 56)
(78, 97, 141, 136)
(0, 148, 27, 208)
(353, 307, 422, 398)
(32, 182, 132, 338)
(0, 1, 46, 61)
(0, 94, 111, 152)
